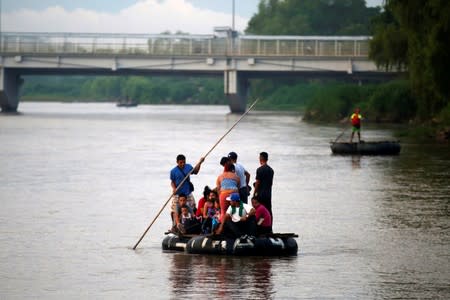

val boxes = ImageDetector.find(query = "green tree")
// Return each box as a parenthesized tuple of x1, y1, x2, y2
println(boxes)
(246, 0, 380, 35)
(367, 80, 416, 122)
(370, 0, 450, 120)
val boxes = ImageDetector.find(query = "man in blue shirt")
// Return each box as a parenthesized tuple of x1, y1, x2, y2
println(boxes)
(170, 154, 204, 222)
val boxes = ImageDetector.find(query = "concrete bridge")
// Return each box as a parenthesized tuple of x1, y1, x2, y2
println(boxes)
(0, 29, 388, 113)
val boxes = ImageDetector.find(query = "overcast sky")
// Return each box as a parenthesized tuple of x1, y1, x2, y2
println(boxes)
(2, 0, 384, 34)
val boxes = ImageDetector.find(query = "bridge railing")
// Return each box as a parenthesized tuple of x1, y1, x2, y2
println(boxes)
(0, 32, 370, 57)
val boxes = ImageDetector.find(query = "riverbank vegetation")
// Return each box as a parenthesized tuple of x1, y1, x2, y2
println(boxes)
(21, 76, 227, 105)
(249, 0, 449, 141)
(367, 0, 450, 140)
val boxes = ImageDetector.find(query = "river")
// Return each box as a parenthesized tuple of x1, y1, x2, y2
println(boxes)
(1, 102, 449, 299)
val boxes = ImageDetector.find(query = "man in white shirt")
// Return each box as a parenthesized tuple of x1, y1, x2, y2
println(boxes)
(228, 151, 251, 203)
(216, 193, 256, 238)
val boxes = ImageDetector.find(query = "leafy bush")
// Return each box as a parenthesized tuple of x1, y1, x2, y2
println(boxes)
(303, 83, 370, 122)
(21, 75, 227, 105)
(366, 80, 416, 122)
(436, 103, 450, 126)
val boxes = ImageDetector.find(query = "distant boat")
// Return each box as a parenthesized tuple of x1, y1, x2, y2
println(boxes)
(116, 97, 138, 107)
(330, 141, 401, 155)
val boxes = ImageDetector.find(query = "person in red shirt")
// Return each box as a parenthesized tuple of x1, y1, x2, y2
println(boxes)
(350, 108, 363, 143)
(195, 186, 212, 220)
(251, 196, 273, 236)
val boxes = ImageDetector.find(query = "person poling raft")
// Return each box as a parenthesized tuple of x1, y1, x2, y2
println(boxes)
(330, 107, 401, 155)
(350, 107, 362, 143)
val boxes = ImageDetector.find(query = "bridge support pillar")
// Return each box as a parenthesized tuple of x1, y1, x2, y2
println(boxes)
(224, 70, 248, 114)
(0, 68, 20, 113)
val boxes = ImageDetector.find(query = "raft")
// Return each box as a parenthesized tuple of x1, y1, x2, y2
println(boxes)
(116, 102, 138, 107)
(330, 141, 401, 155)
(162, 233, 298, 256)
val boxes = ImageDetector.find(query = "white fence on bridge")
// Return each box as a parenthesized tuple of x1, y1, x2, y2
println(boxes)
(0, 32, 370, 58)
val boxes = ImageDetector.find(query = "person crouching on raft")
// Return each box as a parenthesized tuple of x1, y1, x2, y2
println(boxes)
(215, 193, 256, 238)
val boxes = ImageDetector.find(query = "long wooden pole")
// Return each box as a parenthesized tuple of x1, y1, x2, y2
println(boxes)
(333, 128, 346, 143)
(332, 124, 349, 144)
(132, 98, 259, 250)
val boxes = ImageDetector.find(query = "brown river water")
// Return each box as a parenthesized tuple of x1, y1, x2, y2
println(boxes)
(0, 102, 449, 299)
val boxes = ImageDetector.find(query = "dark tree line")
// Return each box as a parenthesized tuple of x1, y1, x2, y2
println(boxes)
(248, 0, 449, 127)
(369, 0, 450, 121)
(246, 0, 380, 35)
(21, 76, 227, 105)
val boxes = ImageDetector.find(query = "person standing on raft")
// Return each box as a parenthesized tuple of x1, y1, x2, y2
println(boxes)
(170, 154, 205, 221)
(253, 152, 274, 220)
(216, 162, 240, 223)
(350, 108, 363, 143)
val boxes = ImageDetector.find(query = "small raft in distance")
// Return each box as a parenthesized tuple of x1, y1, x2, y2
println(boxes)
(162, 232, 298, 256)
(116, 97, 138, 107)
(330, 141, 401, 155)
